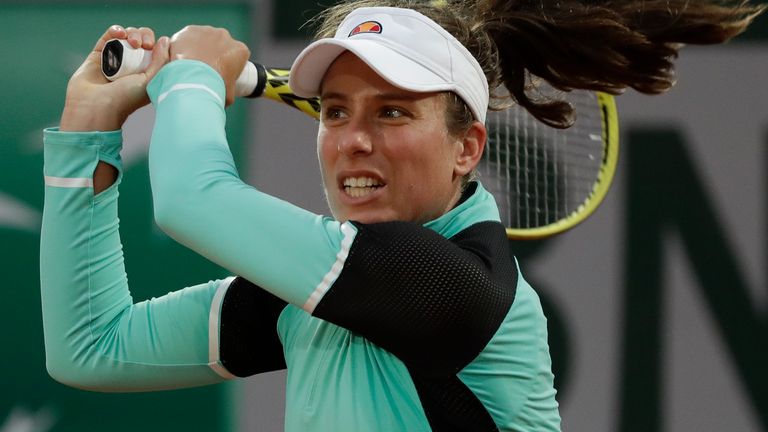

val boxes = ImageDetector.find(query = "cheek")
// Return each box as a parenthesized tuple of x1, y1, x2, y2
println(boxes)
(407, 131, 456, 176)
(317, 129, 335, 174)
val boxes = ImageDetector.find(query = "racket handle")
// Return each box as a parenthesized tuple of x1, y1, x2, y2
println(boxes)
(101, 39, 320, 118)
(101, 38, 265, 98)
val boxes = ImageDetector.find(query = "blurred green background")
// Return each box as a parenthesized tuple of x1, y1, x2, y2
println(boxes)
(0, 2, 251, 431)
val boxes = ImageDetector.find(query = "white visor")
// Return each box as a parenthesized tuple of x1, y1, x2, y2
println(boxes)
(289, 6, 489, 123)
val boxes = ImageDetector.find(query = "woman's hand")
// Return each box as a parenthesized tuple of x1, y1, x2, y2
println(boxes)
(169, 25, 250, 106)
(60, 25, 170, 132)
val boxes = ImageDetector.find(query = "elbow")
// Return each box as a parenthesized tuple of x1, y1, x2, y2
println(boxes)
(45, 356, 97, 391)
(152, 184, 194, 239)
(45, 358, 80, 389)
(45, 355, 122, 393)
(153, 196, 180, 236)
(153, 193, 204, 246)
(43, 332, 78, 387)
(151, 159, 201, 237)
(153, 177, 229, 243)
(43, 339, 113, 392)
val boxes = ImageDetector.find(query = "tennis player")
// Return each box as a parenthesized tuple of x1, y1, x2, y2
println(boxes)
(40, 1, 763, 431)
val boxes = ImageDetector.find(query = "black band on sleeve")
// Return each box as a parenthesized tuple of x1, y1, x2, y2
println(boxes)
(219, 277, 288, 377)
(312, 220, 516, 376)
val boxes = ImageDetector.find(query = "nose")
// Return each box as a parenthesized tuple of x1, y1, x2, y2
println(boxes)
(336, 117, 373, 157)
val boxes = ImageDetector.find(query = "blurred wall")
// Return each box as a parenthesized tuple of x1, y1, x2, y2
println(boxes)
(0, 2, 251, 431)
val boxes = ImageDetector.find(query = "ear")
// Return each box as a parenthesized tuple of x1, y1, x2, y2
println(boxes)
(454, 121, 486, 177)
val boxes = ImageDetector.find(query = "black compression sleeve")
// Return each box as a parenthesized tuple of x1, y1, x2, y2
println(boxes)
(312, 221, 516, 375)
(219, 277, 288, 377)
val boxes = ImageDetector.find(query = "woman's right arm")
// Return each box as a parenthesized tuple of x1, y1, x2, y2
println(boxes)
(41, 127, 242, 391)
(40, 26, 251, 391)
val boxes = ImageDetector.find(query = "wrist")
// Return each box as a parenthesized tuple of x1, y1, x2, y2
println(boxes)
(60, 99, 124, 132)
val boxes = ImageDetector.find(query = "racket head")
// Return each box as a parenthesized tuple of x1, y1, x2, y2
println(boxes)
(480, 90, 619, 240)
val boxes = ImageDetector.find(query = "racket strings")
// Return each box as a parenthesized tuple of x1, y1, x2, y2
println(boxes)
(481, 89, 605, 230)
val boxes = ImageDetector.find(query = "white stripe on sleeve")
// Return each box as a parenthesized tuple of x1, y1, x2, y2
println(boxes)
(44, 176, 93, 188)
(157, 83, 224, 106)
(208, 276, 237, 380)
(302, 222, 357, 314)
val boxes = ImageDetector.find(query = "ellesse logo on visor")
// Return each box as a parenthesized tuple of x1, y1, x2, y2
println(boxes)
(349, 21, 382, 36)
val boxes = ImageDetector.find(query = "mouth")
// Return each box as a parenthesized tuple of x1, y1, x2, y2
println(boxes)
(342, 176, 385, 198)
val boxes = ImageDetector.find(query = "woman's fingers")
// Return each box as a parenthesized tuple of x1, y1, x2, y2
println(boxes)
(124, 26, 155, 50)
(91, 25, 155, 53)
(92, 24, 127, 53)
(138, 27, 156, 50)
(144, 36, 171, 81)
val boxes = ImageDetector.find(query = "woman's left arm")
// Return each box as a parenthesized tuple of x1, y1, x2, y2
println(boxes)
(148, 59, 353, 310)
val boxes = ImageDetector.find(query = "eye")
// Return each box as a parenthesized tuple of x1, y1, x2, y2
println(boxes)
(381, 107, 407, 119)
(322, 107, 348, 121)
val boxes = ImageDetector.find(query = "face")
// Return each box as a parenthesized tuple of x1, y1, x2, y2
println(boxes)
(318, 52, 479, 224)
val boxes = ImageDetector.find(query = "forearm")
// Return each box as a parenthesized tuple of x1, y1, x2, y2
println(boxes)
(40, 129, 229, 391)
(59, 101, 121, 194)
(148, 60, 353, 308)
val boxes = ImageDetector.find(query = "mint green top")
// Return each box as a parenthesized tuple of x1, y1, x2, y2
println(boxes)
(40, 60, 560, 431)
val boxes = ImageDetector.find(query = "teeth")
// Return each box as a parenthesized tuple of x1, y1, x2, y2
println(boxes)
(342, 176, 383, 198)
(343, 177, 382, 187)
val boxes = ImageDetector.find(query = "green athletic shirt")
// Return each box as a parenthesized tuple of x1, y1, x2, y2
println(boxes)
(40, 60, 561, 431)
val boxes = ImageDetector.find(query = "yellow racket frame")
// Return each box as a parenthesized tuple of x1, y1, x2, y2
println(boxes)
(505, 92, 619, 240)
(260, 67, 322, 119)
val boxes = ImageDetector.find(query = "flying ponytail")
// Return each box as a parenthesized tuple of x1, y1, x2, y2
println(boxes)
(310, 0, 766, 128)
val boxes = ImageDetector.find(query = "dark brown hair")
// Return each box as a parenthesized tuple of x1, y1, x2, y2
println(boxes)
(310, 0, 765, 128)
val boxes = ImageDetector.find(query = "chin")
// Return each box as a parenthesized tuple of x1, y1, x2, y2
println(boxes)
(335, 208, 399, 225)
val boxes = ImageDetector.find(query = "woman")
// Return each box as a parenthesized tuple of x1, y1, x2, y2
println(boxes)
(40, 1, 764, 431)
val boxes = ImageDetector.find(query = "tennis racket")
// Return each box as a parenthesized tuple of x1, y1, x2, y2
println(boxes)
(102, 41, 618, 240)
(101, 39, 320, 117)
(483, 88, 619, 239)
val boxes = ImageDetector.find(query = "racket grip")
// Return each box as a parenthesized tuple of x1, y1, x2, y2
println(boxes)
(101, 38, 265, 98)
